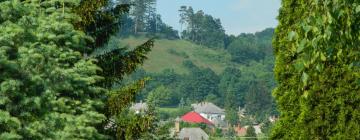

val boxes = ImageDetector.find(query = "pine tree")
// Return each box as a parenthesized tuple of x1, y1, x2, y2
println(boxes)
(245, 81, 272, 122)
(73, 1, 156, 139)
(272, 0, 360, 139)
(0, 1, 106, 139)
(1, 0, 156, 139)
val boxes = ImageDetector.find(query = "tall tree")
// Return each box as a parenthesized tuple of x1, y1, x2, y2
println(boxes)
(180, 7, 226, 49)
(245, 81, 273, 122)
(131, 0, 156, 34)
(0, 0, 156, 139)
(0, 1, 106, 139)
(178, 6, 187, 33)
(272, 0, 360, 139)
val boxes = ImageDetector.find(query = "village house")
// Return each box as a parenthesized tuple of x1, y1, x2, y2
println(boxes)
(178, 128, 209, 140)
(191, 102, 225, 123)
(174, 117, 210, 140)
(181, 111, 214, 126)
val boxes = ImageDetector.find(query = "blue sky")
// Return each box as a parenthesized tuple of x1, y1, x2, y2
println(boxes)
(157, 0, 281, 35)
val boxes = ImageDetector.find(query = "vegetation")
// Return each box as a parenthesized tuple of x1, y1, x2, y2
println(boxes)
(0, 0, 157, 139)
(0, 1, 106, 139)
(272, 0, 360, 139)
(179, 6, 226, 49)
(121, 27, 277, 123)
(0, 0, 295, 139)
(118, 0, 179, 39)
(245, 126, 257, 140)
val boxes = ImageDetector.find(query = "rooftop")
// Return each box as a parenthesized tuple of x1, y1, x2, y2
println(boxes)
(181, 111, 214, 125)
(191, 102, 225, 114)
(178, 128, 209, 140)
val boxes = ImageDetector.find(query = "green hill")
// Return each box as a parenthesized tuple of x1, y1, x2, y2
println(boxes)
(118, 37, 240, 74)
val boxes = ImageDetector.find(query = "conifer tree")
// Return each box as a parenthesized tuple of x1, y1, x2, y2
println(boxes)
(0, 1, 106, 139)
(1, 0, 156, 139)
(73, 1, 156, 139)
(272, 0, 360, 139)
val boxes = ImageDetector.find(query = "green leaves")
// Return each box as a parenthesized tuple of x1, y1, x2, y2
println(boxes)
(356, 5, 360, 13)
(297, 39, 307, 53)
(320, 52, 327, 61)
(272, 0, 360, 139)
(288, 31, 297, 41)
(301, 72, 309, 85)
(0, 1, 107, 139)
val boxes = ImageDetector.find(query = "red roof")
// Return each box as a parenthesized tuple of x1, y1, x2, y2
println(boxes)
(235, 126, 247, 136)
(181, 111, 213, 125)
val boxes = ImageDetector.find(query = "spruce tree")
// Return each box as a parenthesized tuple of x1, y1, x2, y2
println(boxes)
(0, 0, 155, 139)
(0, 1, 106, 139)
(73, 1, 156, 139)
(272, 0, 360, 139)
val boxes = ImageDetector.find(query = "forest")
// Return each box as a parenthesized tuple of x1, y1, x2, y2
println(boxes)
(1, 0, 360, 140)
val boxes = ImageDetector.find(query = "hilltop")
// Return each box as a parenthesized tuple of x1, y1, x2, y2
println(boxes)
(118, 37, 240, 74)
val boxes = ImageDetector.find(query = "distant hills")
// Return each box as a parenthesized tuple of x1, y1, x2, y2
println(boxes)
(118, 37, 241, 74)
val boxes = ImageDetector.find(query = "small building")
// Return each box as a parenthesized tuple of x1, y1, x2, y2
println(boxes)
(130, 101, 147, 114)
(191, 102, 225, 123)
(181, 111, 214, 125)
(178, 128, 209, 140)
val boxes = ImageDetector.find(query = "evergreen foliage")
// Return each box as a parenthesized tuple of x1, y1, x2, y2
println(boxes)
(117, 0, 179, 39)
(245, 81, 273, 122)
(272, 0, 360, 139)
(1, 0, 156, 139)
(227, 28, 274, 64)
(0, 1, 106, 139)
(179, 6, 226, 49)
(245, 126, 257, 140)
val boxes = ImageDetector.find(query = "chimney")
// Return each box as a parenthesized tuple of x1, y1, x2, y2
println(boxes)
(175, 117, 181, 133)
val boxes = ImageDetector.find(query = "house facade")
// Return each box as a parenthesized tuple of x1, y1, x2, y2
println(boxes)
(191, 102, 225, 123)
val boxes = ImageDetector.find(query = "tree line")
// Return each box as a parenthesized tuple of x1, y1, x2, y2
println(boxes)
(118, 0, 179, 39)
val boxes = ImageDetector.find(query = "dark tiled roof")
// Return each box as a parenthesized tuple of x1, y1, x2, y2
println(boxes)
(191, 102, 225, 114)
(178, 128, 209, 140)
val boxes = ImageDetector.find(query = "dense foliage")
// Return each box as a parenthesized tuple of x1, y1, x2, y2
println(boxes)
(123, 28, 278, 123)
(272, 0, 360, 139)
(0, 0, 157, 139)
(0, 1, 106, 139)
(245, 126, 257, 140)
(179, 6, 226, 49)
(118, 0, 179, 39)
(227, 28, 274, 64)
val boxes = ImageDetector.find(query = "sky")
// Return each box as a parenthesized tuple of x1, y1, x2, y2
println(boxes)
(157, 0, 281, 35)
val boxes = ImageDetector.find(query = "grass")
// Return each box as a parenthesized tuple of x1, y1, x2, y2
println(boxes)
(158, 107, 180, 114)
(118, 36, 239, 74)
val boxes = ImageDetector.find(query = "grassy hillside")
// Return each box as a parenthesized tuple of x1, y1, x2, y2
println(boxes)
(119, 37, 239, 74)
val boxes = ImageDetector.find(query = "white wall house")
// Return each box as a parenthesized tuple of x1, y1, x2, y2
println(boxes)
(191, 102, 225, 125)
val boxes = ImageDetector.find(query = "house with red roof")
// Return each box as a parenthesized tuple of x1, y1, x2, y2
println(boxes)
(181, 111, 214, 125)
